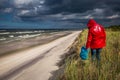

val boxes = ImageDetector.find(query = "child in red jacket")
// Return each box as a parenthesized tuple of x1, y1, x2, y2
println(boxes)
(86, 19, 106, 62)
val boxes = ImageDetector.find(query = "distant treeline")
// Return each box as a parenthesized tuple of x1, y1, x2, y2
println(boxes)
(106, 25, 120, 31)
(0, 28, 81, 31)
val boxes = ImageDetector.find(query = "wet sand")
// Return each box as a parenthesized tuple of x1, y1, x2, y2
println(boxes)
(0, 31, 72, 56)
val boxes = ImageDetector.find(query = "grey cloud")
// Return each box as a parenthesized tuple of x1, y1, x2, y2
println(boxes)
(1, 0, 120, 17)
(0, 0, 9, 8)
(1, 0, 120, 14)
(0, 0, 120, 27)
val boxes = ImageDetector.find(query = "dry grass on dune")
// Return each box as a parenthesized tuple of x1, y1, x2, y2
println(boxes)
(60, 26, 120, 80)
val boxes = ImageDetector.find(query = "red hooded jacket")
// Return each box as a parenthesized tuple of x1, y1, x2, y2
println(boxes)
(86, 19, 106, 49)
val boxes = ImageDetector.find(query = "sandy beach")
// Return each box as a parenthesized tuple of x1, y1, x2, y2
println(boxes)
(0, 31, 81, 80)
(0, 31, 72, 55)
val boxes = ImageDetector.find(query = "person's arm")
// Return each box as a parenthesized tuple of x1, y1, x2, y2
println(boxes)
(86, 29, 92, 49)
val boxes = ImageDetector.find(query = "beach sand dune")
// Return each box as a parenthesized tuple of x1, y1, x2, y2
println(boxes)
(0, 31, 81, 80)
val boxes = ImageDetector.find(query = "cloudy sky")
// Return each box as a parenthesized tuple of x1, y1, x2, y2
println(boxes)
(0, 0, 120, 29)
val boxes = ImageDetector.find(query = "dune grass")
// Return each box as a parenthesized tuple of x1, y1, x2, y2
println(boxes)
(60, 26, 120, 80)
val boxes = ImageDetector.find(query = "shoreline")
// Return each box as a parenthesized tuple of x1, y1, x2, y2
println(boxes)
(0, 31, 81, 80)
(0, 31, 73, 57)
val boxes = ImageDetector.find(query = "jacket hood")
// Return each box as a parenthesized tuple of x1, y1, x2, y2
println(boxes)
(87, 19, 97, 28)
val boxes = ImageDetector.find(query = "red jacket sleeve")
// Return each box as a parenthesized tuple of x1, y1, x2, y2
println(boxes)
(86, 30, 92, 49)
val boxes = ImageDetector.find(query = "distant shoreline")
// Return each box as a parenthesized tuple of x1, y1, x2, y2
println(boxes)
(0, 28, 82, 31)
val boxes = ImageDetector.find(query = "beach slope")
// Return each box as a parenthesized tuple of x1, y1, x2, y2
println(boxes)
(0, 31, 81, 80)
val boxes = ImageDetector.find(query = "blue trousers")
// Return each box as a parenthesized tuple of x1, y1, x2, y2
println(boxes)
(91, 48, 102, 61)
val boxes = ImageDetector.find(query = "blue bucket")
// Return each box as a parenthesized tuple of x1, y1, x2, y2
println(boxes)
(80, 46, 89, 60)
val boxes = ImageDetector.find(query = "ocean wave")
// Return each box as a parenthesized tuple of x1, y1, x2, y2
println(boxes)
(18, 34, 41, 39)
(34, 30, 44, 33)
(15, 30, 44, 34)
(0, 38, 6, 41)
(9, 35, 14, 38)
(0, 30, 54, 43)
(0, 32, 10, 34)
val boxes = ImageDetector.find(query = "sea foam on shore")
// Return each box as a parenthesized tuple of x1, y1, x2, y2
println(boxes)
(0, 29, 72, 55)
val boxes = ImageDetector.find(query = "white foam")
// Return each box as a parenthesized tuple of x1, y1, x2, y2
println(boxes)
(18, 34, 41, 39)
(34, 30, 44, 33)
(0, 38, 6, 41)
(9, 35, 14, 38)
(0, 32, 10, 34)
(16, 31, 33, 34)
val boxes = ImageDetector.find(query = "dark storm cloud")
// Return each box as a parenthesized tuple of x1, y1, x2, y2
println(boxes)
(1, 0, 119, 17)
(0, 0, 9, 9)
(0, 0, 120, 28)
(45, 0, 98, 13)
(104, 0, 120, 11)
(44, 0, 120, 13)
(1, 0, 120, 15)
(17, 0, 120, 21)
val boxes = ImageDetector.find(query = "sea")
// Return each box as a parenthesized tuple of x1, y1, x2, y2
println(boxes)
(0, 29, 63, 43)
